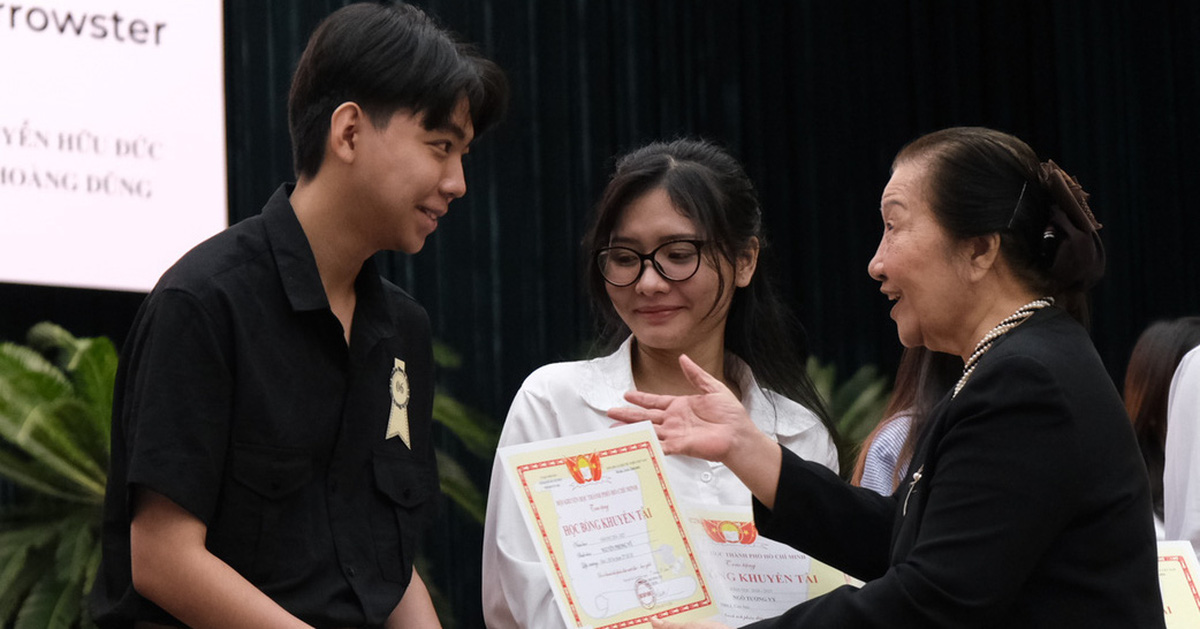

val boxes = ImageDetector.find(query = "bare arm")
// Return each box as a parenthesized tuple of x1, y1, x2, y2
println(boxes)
(384, 568, 442, 628)
(129, 488, 312, 629)
(608, 354, 784, 509)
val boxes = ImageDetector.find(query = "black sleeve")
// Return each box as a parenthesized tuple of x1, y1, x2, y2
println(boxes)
(123, 288, 233, 523)
(745, 355, 1078, 628)
(753, 447, 896, 581)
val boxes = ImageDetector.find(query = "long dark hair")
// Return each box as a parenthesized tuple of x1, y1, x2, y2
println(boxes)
(893, 127, 1104, 325)
(1124, 316, 1200, 518)
(851, 346, 959, 491)
(582, 138, 834, 437)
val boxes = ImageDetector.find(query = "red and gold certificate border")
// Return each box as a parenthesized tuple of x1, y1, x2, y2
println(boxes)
(516, 439, 714, 628)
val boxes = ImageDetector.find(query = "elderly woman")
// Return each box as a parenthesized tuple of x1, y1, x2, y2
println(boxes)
(612, 127, 1165, 628)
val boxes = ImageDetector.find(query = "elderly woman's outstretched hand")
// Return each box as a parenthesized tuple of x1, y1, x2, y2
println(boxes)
(647, 616, 731, 629)
(608, 353, 784, 508)
(607, 354, 754, 463)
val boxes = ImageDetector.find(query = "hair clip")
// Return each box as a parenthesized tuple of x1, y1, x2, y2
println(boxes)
(1007, 181, 1028, 229)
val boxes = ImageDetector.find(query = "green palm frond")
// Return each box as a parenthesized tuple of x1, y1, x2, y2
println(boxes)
(433, 394, 500, 460)
(430, 340, 500, 518)
(435, 449, 486, 524)
(0, 560, 41, 626)
(807, 357, 891, 475)
(53, 513, 98, 583)
(0, 525, 58, 598)
(432, 340, 464, 370)
(0, 399, 107, 500)
(0, 447, 97, 503)
(14, 567, 81, 629)
(26, 322, 115, 454)
(427, 340, 501, 624)
(0, 345, 75, 417)
(30, 324, 116, 442)
(0, 324, 111, 629)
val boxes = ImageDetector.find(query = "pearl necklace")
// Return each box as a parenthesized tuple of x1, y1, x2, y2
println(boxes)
(952, 297, 1055, 398)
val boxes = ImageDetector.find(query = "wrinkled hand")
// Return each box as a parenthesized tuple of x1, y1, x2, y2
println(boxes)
(607, 354, 756, 464)
(649, 616, 731, 629)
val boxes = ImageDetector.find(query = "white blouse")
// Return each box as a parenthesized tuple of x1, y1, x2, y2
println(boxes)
(481, 337, 840, 629)
(1164, 345, 1200, 554)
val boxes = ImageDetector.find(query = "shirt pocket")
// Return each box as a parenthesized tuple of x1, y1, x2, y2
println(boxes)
(370, 450, 433, 583)
(222, 442, 315, 581)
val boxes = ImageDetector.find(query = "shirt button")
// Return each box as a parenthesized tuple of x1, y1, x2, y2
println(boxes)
(329, 480, 339, 494)
(701, 471, 713, 482)
(346, 566, 356, 578)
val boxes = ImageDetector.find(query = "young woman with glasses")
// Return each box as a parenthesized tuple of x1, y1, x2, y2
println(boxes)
(481, 138, 841, 628)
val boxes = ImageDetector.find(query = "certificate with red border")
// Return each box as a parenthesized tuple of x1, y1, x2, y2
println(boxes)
(682, 504, 859, 623)
(498, 423, 720, 628)
(1159, 540, 1200, 628)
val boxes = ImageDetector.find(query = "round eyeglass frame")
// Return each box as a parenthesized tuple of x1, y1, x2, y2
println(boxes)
(594, 239, 707, 287)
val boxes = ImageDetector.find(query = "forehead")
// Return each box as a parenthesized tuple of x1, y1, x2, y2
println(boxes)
(881, 160, 931, 208)
(612, 188, 698, 237)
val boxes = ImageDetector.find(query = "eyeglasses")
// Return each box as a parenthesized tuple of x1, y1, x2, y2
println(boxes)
(595, 239, 706, 287)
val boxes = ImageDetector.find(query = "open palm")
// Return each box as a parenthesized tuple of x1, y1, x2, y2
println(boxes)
(608, 354, 755, 464)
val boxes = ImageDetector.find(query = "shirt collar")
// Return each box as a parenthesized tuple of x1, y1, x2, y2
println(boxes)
(349, 257, 398, 350)
(579, 337, 776, 432)
(261, 183, 398, 346)
(262, 183, 327, 313)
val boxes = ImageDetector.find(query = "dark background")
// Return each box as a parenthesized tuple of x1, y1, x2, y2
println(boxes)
(3, 1, 1198, 625)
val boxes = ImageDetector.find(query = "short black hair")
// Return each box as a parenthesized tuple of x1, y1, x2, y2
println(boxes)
(288, 2, 508, 179)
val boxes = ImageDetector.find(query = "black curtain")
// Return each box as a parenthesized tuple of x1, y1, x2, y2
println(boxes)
(3, 1, 1199, 625)
(234, 2, 1200, 623)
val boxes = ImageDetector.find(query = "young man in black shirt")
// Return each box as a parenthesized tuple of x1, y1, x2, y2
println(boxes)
(90, 3, 507, 627)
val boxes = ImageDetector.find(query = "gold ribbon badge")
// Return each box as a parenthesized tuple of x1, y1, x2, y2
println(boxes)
(386, 358, 411, 447)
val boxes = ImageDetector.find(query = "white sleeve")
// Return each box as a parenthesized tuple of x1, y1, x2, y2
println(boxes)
(1164, 346, 1200, 554)
(481, 385, 568, 629)
(774, 405, 841, 475)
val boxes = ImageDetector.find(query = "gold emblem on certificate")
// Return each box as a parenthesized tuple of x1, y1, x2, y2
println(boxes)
(683, 505, 858, 625)
(498, 423, 719, 627)
(565, 452, 602, 483)
(701, 520, 758, 545)
(386, 358, 411, 447)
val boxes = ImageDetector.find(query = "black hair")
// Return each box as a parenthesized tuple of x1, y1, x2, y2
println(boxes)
(288, 2, 508, 179)
(582, 138, 835, 441)
(892, 127, 1097, 324)
(851, 346, 959, 491)
(1124, 316, 1200, 518)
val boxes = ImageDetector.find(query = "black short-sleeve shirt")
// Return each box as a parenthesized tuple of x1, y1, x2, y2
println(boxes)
(90, 184, 440, 628)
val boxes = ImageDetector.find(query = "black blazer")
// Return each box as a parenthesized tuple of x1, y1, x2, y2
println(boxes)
(746, 308, 1165, 628)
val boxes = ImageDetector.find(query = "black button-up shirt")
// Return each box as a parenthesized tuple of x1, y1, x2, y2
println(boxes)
(91, 184, 439, 628)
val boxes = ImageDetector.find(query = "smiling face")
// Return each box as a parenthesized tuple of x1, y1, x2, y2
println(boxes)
(605, 188, 752, 357)
(351, 98, 475, 254)
(868, 160, 975, 355)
